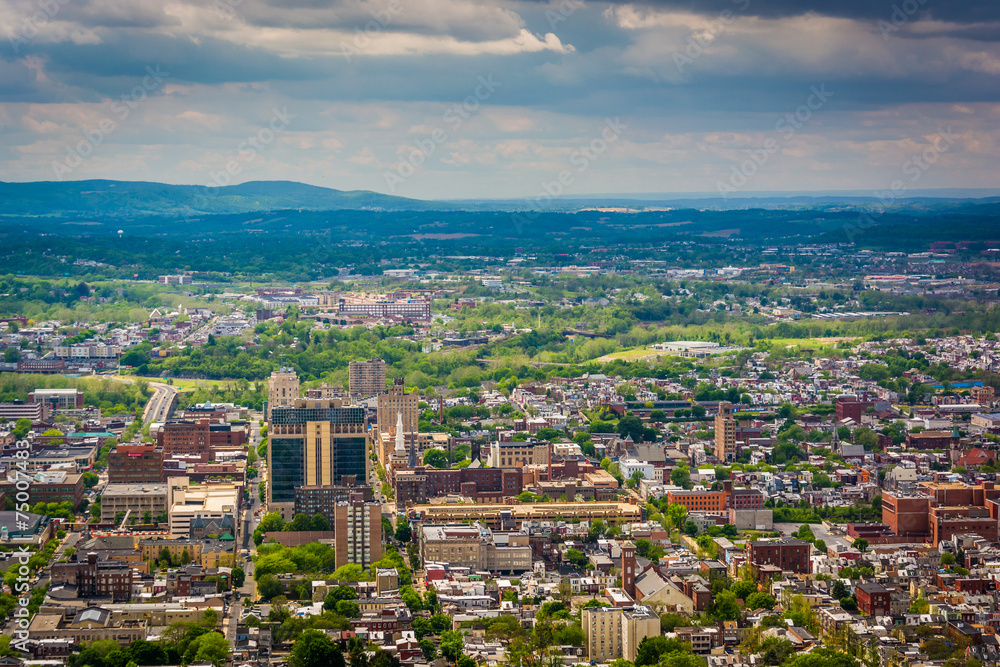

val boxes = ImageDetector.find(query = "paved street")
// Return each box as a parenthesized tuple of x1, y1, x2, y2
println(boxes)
(142, 382, 178, 423)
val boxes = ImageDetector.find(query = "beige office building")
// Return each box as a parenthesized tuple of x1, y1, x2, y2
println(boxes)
(376, 379, 419, 437)
(267, 368, 300, 420)
(489, 440, 549, 468)
(583, 605, 660, 663)
(714, 401, 737, 463)
(101, 483, 172, 523)
(349, 358, 386, 398)
(420, 523, 532, 572)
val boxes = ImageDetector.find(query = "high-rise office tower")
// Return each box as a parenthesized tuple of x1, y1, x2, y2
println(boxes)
(268, 398, 367, 520)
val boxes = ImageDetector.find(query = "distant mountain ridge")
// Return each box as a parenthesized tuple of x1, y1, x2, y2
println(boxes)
(2, 179, 998, 220)
(0, 179, 453, 218)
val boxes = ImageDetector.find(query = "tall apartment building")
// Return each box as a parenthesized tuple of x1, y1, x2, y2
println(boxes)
(376, 379, 418, 436)
(583, 606, 660, 663)
(268, 398, 367, 520)
(108, 444, 165, 483)
(349, 358, 386, 398)
(292, 486, 382, 569)
(334, 500, 384, 570)
(267, 368, 300, 420)
(714, 402, 737, 463)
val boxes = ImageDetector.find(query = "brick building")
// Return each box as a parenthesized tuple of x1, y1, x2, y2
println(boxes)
(157, 419, 246, 456)
(835, 395, 875, 423)
(746, 539, 811, 574)
(0, 470, 83, 508)
(50, 552, 133, 601)
(855, 582, 891, 617)
(883, 481, 1000, 545)
(395, 465, 523, 505)
(108, 444, 165, 483)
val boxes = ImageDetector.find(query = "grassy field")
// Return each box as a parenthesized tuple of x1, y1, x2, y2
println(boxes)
(128, 375, 240, 390)
(768, 336, 859, 351)
(596, 347, 679, 363)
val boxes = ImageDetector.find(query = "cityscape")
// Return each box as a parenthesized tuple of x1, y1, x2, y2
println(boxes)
(2, 1, 1000, 667)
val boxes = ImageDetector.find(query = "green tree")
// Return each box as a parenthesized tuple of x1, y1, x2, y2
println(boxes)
(422, 449, 449, 469)
(310, 513, 331, 532)
(187, 632, 229, 667)
(287, 513, 312, 532)
(712, 591, 741, 621)
(731, 580, 757, 600)
(617, 415, 644, 441)
(289, 630, 346, 667)
(256, 574, 284, 600)
(745, 592, 776, 610)
(665, 503, 688, 530)
(418, 639, 437, 661)
(635, 636, 690, 667)
(564, 548, 588, 569)
(440, 630, 465, 661)
(232, 567, 245, 588)
(394, 521, 412, 542)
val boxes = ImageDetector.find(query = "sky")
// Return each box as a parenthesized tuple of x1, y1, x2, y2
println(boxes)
(0, 0, 998, 200)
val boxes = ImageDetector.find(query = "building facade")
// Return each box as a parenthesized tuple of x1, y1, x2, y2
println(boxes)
(108, 444, 165, 484)
(376, 379, 418, 439)
(583, 605, 660, 663)
(349, 358, 386, 398)
(714, 402, 736, 463)
(747, 539, 811, 574)
(266, 368, 300, 420)
(101, 483, 171, 523)
(269, 398, 367, 520)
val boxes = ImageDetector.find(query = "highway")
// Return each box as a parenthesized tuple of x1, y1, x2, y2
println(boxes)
(142, 382, 178, 423)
